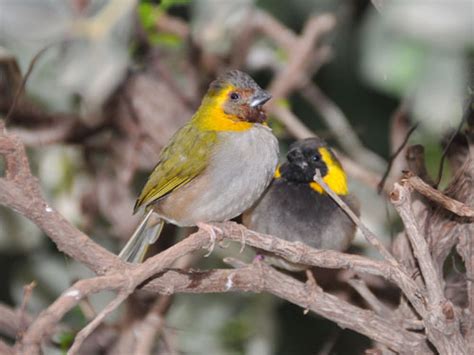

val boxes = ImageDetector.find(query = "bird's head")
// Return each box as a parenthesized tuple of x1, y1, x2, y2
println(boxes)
(196, 70, 272, 131)
(275, 137, 349, 195)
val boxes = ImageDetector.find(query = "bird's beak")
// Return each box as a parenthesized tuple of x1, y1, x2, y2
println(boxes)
(250, 90, 272, 108)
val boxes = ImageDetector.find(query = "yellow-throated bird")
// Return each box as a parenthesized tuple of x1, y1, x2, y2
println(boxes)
(243, 137, 359, 271)
(119, 70, 279, 263)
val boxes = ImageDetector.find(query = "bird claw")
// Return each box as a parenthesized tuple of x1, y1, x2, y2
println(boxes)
(197, 223, 222, 257)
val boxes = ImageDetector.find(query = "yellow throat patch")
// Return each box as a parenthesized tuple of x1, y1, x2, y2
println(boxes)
(310, 148, 348, 196)
(195, 85, 253, 132)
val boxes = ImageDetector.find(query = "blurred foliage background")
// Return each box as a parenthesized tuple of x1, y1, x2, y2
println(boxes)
(0, 0, 472, 354)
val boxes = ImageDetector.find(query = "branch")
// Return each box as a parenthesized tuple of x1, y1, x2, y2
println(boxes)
(267, 14, 335, 103)
(312, 170, 428, 318)
(300, 82, 386, 171)
(263, 14, 335, 139)
(404, 172, 474, 218)
(143, 261, 428, 353)
(0, 126, 120, 274)
(0, 304, 32, 339)
(377, 120, 418, 193)
(313, 170, 395, 264)
(19, 229, 212, 355)
(406, 145, 434, 185)
(391, 181, 467, 354)
(347, 277, 393, 317)
(132, 296, 172, 355)
(271, 105, 314, 139)
(2, 115, 438, 354)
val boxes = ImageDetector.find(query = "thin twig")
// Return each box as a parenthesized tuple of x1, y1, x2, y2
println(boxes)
(68, 292, 130, 354)
(17, 281, 36, 341)
(435, 111, 467, 187)
(313, 170, 397, 264)
(377, 122, 418, 194)
(4, 43, 57, 125)
(300, 82, 386, 171)
(133, 296, 173, 355)
(348, 277, 392, 317)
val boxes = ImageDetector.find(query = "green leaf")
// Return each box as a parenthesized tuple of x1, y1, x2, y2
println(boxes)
(57, 331, 75, 353)
(138, 3, 161, 32)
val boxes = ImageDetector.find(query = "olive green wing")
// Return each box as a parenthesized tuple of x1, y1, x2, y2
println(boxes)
(134, 123, 217, 213)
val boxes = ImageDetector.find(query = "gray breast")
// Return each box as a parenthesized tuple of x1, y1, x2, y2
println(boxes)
(160, 124, 279, 226)
(245, 180, 358, 252)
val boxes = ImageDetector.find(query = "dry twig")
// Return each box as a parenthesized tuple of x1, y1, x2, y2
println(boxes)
(404, 172, 474, 218)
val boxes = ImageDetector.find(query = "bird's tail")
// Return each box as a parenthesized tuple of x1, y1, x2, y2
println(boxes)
(119, 209, 164, 263)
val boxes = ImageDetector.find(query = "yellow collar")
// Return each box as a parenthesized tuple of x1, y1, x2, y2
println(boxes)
(194, 85, 253, 132)
(310, 148, 348, 195)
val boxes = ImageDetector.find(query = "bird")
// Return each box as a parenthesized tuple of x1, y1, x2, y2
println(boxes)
(119, 70, 279, 263)
(243, 137, 359, 271)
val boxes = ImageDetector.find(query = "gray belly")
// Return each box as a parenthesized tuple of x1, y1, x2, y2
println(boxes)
(155, 124, 279, 226)
(244, 180, 359, 252)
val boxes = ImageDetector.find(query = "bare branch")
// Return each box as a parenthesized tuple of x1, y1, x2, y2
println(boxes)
(313, 170, 396, 264)
(404, 173, 474, 218)
(132, 296, 172, 355)
(0, 127, 120, 274)
(0, 304, 31, 339)
(391, 182, 467, 354)
(348, 277, 392, 317)
(300, 82, 386, 171)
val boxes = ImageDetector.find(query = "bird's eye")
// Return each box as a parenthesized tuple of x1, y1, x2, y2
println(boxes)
(230, 92, 240, 100)
(312, 155, 320, 162)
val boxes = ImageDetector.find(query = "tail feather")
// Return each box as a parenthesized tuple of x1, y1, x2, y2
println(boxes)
(119, 210, 164, 263)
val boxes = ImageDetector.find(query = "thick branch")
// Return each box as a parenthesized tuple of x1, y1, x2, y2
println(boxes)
(0, 127, 120, 274)
(142, 263, 428, 353)
(19, 229, 211, 354)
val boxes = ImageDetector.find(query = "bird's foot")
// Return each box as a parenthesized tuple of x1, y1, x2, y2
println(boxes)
(197, 222, 223, 257)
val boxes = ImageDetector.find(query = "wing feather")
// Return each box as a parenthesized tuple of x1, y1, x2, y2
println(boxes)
(134, 123, 217, 212)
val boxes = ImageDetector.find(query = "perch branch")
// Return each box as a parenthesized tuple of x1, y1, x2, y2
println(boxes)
(1, 77, 436, 355)
(19, 228, 212, 355)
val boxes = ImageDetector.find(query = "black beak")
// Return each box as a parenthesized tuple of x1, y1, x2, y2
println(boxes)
(250, 90, 272, 108)
(287, 149, 308, 169)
